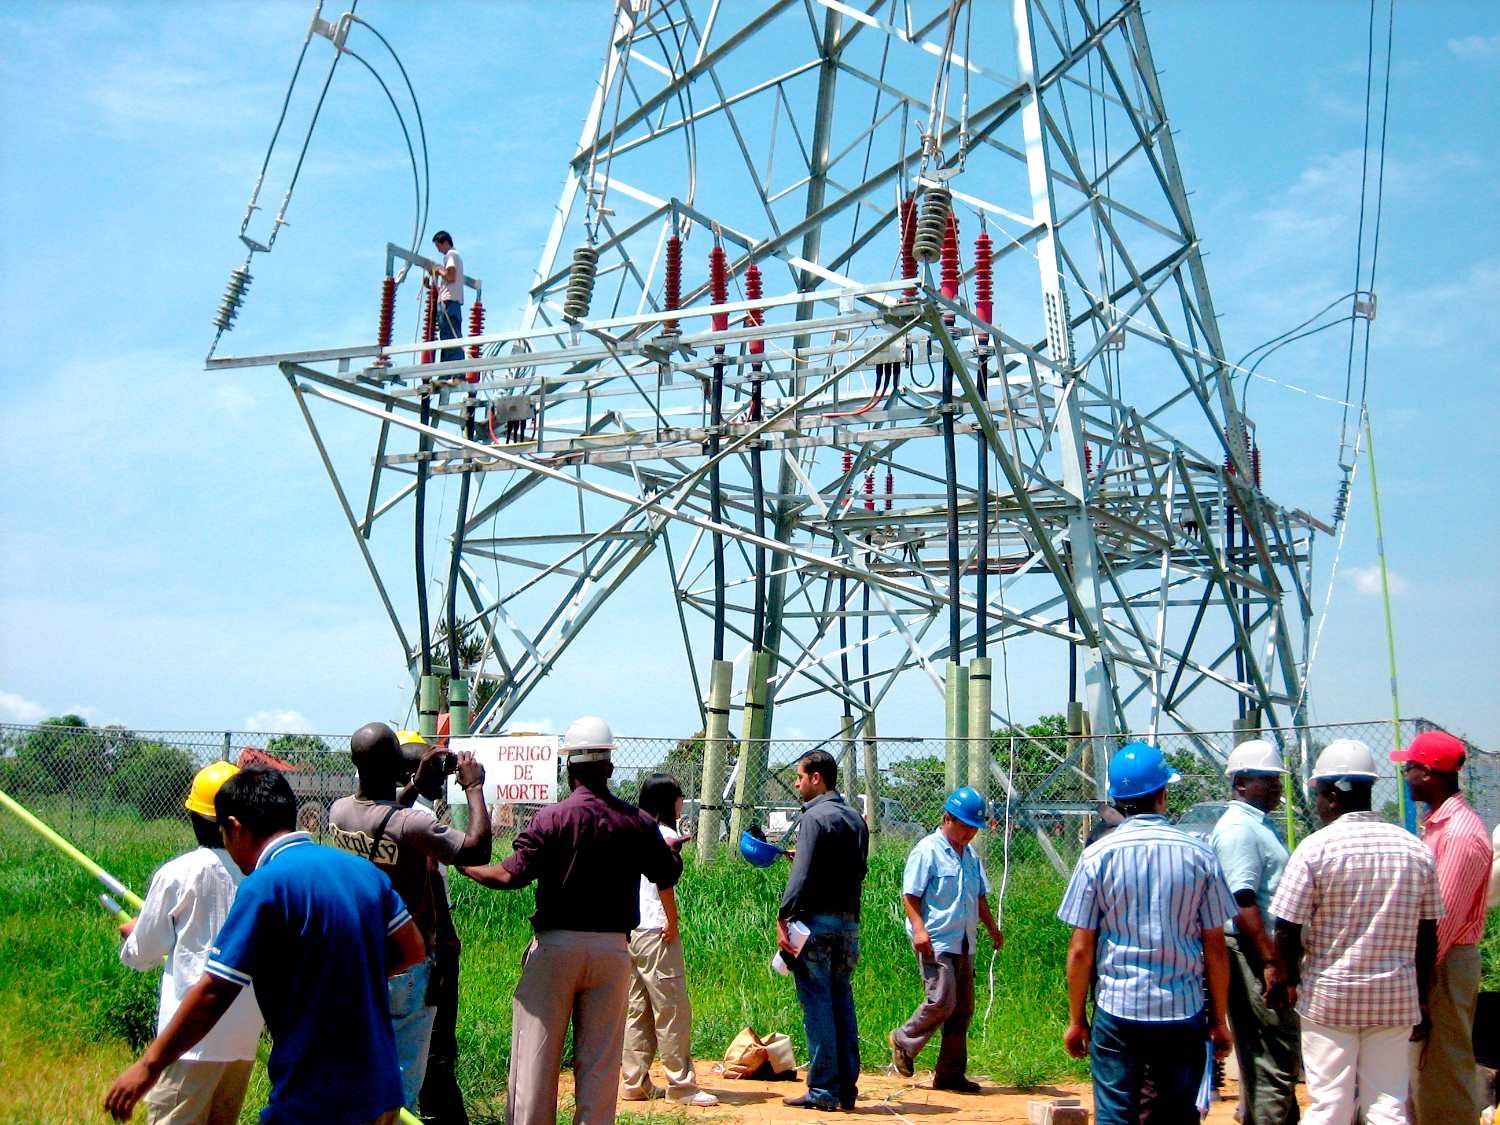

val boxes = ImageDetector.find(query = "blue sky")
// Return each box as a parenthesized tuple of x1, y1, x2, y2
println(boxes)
(0, 2, 1496, 747)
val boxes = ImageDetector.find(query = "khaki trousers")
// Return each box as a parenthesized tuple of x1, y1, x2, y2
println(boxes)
(507, 930, 631, 1125)
(143, 1058, 253, 1125)
(621, 928, 700, 1096)
(1409, 942, 1483, 1125)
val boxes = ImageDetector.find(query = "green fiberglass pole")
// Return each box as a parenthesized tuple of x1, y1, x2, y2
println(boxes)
(0, 788, 145, 912)
(1363, 410, 1413, 832)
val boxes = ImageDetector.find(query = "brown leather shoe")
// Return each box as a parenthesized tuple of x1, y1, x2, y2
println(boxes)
(888, 1030, 915, 1077)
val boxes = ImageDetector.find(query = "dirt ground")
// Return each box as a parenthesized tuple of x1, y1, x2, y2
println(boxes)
(566, 1062, 1292, 1123)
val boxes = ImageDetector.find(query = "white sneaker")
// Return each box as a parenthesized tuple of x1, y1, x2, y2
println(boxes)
(667, 1090, 721, 1107)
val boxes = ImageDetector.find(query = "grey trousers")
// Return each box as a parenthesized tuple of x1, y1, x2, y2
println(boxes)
(1409, 942, 1483, 1125)
(1225, 934, 1301, 1125)
(507, 930, 632, 1125)
(891, 949, 975, 1084)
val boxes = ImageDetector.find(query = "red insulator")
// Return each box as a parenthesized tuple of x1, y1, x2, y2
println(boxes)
(745, 262, 764, 355)
(864, 468, 875, 512)
(377, 276, 396, 349)
(940, 212, 961, 301)
(1084, 444, 1093, 476)
(1252, 444, 1262, 489)
(663, 235, 683, 333)
(899, 193, 918, 299)
(421, 280, 438, 365)
(466, 299, 485, 384)
(974, 230, 993, 341)
(884, 467, 894, 512)
(709, 245, 729, 332)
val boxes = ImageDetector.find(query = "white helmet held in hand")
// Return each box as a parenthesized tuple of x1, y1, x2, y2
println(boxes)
(561, 715, 615, 763)
(1225, 739, 1287, 778)
(1308, 738, 1379, 783)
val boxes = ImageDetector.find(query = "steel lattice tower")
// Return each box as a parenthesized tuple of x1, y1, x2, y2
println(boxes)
(211, 1, 1324, 830)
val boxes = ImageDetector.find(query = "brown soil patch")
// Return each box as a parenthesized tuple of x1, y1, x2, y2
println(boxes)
(565, 1061, 1291, 1123)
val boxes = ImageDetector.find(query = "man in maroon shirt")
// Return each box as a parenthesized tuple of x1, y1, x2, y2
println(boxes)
(460, 716, 683, 1125)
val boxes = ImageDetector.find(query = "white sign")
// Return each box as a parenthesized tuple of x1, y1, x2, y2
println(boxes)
(450, 735, 561, 807)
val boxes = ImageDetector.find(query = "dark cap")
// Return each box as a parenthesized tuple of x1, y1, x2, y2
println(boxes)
(432, 230, 453, 246)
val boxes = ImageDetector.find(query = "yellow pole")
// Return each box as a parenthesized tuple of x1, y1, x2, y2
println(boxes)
(0, 788, 145, 912)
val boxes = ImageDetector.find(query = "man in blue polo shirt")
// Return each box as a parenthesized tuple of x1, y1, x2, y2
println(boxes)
(1058, 742, 1236, 1125)
(888, 787, 1004, 1093)
(105, 768, 427, 1125)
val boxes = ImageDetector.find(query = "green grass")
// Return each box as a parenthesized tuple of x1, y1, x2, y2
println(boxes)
(7, 808, 1495, 1123)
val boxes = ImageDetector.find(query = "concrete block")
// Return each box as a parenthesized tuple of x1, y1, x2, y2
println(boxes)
(1028, 1098, 1087, 1125)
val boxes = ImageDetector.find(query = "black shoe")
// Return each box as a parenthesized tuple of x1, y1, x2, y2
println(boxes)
(932, 1076, 982, 1094)
(840, 1087, 860, 1111)
(783, 1093, 841, 1111)
(888, 1030, 915, 1078)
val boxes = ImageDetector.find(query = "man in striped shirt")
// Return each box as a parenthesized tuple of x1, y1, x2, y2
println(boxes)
(1058, 742, 1236, 1125)
(1392, 730, 1493, 1124)
(1271, 740, 1442, 1125)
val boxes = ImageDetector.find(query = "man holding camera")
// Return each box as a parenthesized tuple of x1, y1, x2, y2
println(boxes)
(331, 722, 492, 1113)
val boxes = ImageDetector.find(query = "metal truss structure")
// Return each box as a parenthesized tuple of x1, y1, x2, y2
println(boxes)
(210, 0, 1329, 812)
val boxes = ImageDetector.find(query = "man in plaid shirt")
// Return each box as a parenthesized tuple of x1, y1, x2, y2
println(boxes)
(1270, 740, 1442, 1125)
(1391, 730, 1492, 1124)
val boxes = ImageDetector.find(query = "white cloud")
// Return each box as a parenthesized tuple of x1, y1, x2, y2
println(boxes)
(1448, 35, 1500, 61)
(0, 690, 47, 723)
(1347, 564, 1408, 597)
(244, 709, 316, 734)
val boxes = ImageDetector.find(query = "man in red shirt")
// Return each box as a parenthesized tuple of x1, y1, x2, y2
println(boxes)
(1391, 730, 1493, 1124)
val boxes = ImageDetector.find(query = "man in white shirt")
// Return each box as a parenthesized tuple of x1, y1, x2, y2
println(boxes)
(119, 762, 263, 1125)
(430, 231, 464, 363)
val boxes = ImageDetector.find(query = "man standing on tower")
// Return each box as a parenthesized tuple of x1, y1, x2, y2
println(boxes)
(430, 231, 464, 363)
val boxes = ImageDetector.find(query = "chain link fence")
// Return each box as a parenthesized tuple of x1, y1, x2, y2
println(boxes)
(0, 718, 1493, 873)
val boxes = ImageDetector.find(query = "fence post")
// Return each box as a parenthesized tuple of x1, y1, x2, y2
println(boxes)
(862, 711, 880, 837)
(697, 660, 733, 862)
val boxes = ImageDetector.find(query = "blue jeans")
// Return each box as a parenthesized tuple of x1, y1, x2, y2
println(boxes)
(789, 914, 861, 1108)
(437, 301, 463, 362)
(388, 956, 437, 1110)
(1090, 1007, 1208, 1125)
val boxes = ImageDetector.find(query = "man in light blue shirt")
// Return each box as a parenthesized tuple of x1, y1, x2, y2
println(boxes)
(1209, 739, 1299, 1125)
(1058, 742, 1235, 1125)
(888, 787, 1003, 1093)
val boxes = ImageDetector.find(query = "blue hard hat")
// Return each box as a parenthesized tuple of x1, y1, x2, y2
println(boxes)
(739, 830, 783, 868)
(1107, 741, 1180, 800)
(943, 786, 988, 829)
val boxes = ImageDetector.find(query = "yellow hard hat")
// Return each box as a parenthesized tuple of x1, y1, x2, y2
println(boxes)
(185, 761, 240, 819)
(395, 729, 428, 747)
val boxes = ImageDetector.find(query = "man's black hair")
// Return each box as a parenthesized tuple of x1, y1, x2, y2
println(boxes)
(798, 749, 838, 791)
(190, 812, 222, 849)
(566, 759, 614, 793)
(215, 768, 297, 836)
(638, 773, 684, 828)
(432, 230, 453, 246)
(1113, 787, 1164, 818)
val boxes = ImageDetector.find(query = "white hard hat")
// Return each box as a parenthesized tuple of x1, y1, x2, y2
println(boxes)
(1225, 739, 1287, 778)
(1309, 738, 1379, 783)
(561, 715, 615, 763)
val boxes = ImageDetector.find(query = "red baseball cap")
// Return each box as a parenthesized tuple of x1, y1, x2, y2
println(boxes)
(1389, 730, 1466, 772)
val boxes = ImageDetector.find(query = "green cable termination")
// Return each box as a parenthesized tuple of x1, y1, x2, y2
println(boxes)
(1364, 409, 1411, 831)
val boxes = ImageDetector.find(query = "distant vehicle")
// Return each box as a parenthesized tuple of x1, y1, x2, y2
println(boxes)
(237, 747, 354, 835)
(1173, 800, 1231, 841)
(860, 794, 925, 838)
